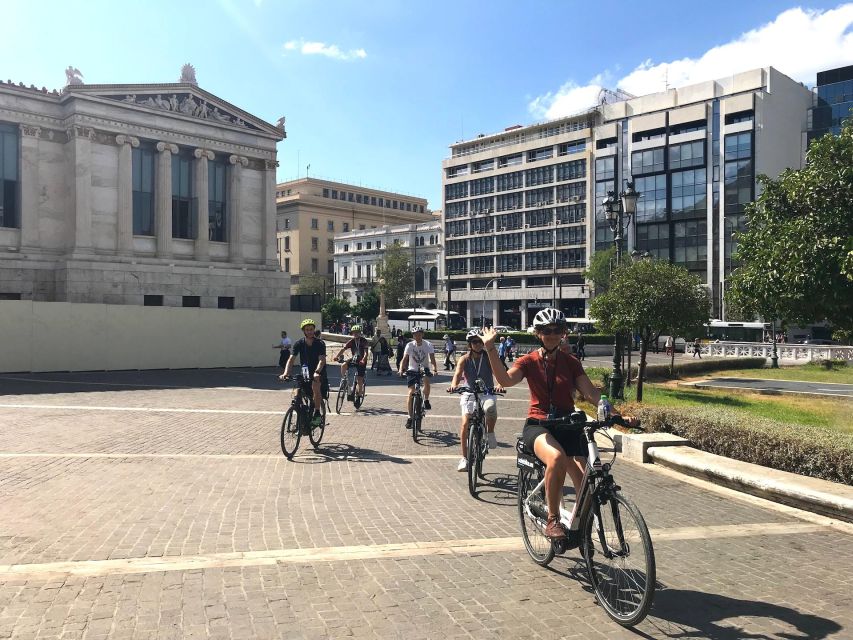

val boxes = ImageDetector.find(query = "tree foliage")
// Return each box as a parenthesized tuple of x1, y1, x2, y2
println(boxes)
(352, 287, 380, 323)
(584, 246, 616, 293)
(376, 242, 413, 309)
(590, 259, 710, 401)
(727, 118, 853, 331)
(321, 297, 351, 325)
(296, 274, 328, 297)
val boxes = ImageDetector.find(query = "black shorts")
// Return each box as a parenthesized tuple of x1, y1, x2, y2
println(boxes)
(346, 361, 366, 377)
(406, 368, 432, 387)
(522, 419, 587, 457)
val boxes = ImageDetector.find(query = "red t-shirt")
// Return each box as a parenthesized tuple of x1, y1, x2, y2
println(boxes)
(515, 349, 586, 419)
(344, 337, 369, 362)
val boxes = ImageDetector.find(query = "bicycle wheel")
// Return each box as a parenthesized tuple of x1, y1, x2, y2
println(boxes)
(308, 400, 326, 448)
(517, 468, 555, 566)
(467, 423, 480, 497)
(280, 406, 301, 460)
(335, 378, 347, 414)
(583, 492, 656, 627)
(412, 392, 421, 443)
(353, 386, 364, 409)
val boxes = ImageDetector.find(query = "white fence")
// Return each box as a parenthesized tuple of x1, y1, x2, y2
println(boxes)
(703, 342, 853, 362)
(0, 300, 312, 372)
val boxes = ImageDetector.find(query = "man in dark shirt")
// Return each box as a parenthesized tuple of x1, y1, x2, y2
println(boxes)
(281, 318, 327, 426)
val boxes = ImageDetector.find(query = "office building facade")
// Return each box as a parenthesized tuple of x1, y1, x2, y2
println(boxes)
(808, 64, 853, 143)
(275, 178, 430, 291)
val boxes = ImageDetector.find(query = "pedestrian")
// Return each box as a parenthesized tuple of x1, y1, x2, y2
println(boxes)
(370, 329, 383, 371)
(396, 334, 406, 371)
(692, 337, 702, 358)
(443, 334, 456, 370)
(576, 332, 586, 361)
(273, 330, 292, 374)
(505, 336, 515, 362)
(497, 336, 508, 368)
(665, 335, 674, 357)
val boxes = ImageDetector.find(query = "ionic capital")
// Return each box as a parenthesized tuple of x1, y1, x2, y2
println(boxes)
(115, 134, 140, 148)
(229, 154, 249, 167)
(194, 148, 215, 161)
(19, 124, 41, 138)
(156, 141, 179, 154)
(264, 159, 279, 171)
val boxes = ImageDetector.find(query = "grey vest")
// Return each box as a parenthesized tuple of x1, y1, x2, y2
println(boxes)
(463, 352, 495, 390)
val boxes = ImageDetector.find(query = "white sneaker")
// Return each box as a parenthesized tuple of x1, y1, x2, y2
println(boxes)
(456, 458, 468, 472)
(487, 432, 498, 450)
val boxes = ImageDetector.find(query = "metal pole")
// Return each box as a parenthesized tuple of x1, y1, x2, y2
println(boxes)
(771, 319, 779, 368)
(609, 204, 624, 399)
(552, 213, 557, 308)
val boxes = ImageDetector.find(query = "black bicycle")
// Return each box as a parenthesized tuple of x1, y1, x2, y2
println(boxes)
(335, 357, 365, 414)
(280, 374, 326, 459)
(408, 369, 426, 443)
(450, 380, 505, 497)
(516, 412, 655, 627)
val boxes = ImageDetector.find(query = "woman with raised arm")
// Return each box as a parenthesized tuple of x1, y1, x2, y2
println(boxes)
(483, 308, 625, 542)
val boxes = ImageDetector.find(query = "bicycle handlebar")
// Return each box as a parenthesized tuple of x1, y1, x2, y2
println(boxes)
(528, 413, 636, 430)
(447, 386, 506, 396)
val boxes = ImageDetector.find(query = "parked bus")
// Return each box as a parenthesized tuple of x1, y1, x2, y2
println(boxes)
(705, 320, 770, 343)
(386, 308, 465, 333)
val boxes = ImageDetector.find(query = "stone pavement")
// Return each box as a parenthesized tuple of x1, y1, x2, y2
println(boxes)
(0, 367, 851, 639)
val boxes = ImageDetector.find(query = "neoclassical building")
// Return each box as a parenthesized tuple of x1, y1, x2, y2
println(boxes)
(0, 69, 289, 309)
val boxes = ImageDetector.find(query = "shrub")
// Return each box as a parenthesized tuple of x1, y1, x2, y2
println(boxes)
(642, 357, 767, 381)
(628, 405, 853, 485)
(423, 330, 613, 345)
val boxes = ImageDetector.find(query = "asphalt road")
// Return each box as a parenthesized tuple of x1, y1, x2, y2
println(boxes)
(692, 377, 853, 397)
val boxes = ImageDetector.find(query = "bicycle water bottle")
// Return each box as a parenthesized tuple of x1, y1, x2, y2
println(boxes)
(597, 395, 611, 421)
(301, 365, 310, 379)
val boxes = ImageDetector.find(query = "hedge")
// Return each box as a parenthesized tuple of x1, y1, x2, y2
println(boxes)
(628, 405, 853, 485)
(641, 357, 768, 380)
(423, 330, 614, 345)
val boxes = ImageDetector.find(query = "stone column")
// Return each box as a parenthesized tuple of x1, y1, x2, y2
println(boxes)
(66, 125, 95, 254)
(18, 125, 41, 250)
(227, 155, 248, 263)
(155, 142, 178, 258)
(194, 149, 214, 261)
(520, 302, 529, 330)
(263, 159, 279, 265)
(115, 134, 139, 254)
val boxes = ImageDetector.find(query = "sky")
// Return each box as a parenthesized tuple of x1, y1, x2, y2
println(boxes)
(2, 1, 852, 209)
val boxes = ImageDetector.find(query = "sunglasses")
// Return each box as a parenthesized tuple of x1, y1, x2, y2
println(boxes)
(538, 325, 565, 336)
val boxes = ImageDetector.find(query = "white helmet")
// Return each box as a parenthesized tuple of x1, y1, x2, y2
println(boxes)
(443, 334, 450, 339)
(411, 326, 424, 334)
(533, 307, 566, 328)
(466, 328, 483, 341)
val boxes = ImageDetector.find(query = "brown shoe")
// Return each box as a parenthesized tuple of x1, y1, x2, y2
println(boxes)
(544, 515, 567, 540)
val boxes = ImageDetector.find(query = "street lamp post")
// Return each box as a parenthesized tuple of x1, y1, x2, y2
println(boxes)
(481, 275, 504, 330)
(603, 181, 640, 399)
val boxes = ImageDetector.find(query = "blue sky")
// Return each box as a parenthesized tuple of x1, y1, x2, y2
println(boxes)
(3, 1, 851, 208)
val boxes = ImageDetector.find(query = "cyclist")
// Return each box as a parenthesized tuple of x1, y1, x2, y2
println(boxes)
(448, 328, 504, 472)
(483, 308, 629, 541)
(280, 318, 328, 427)
(333, 325, 369, 400)
(399, 326, 437, 429)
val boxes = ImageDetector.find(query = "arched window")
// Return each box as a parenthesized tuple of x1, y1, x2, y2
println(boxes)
(429, 235, 436, 245)
(429, 266, 438, 289)
(415, 268, 425, 291)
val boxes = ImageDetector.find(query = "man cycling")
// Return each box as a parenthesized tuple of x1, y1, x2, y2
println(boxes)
(448, 328, 504, 472)
(399, 326, 437, 429)
(333, 324, 369, 399)
(482, 308, 630, 542)
(280, 318, 328, 427)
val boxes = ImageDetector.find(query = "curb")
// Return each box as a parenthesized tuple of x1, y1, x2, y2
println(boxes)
(617, 432, 853, 523)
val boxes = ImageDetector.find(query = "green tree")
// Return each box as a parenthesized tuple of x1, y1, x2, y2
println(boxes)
(321, 297, 351, 325)
(584, 246, 616, 293)
(376, 242, 413, 309)
(352, 286, 380, 323)
(727, 118, 853, 332)
(590, 259, 710, 401)
(296, 274, 329, 298)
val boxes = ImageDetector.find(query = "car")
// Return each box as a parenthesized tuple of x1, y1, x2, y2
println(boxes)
(493, 325, 516, 333)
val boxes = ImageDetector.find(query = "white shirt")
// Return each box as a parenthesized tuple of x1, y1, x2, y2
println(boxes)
(280, 337, 292, 349)
(403, 340, 435, 372)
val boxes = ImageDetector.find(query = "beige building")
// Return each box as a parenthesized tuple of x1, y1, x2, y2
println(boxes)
(275, 177, 430, 291)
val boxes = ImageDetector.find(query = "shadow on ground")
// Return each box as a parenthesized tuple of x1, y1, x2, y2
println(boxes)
(289, 442, 412, 465)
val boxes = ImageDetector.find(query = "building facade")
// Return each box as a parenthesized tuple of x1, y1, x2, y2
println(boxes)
(808, 64, 853, 143)
(275, 177, 430, 291)
(333, 221, 443, 307)
(0, 74, 288, 309)
(441, 66, 812, 327)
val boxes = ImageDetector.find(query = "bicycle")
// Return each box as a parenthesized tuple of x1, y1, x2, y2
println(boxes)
(516, 412, 655, 627)
(335, 357, 365, 414)
(408, 369, 426, 443)
(449, 379, 506, 498)
(279, 374, 326, 459)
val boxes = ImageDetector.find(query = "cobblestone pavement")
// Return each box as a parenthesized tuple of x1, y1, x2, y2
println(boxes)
(0, 367, 851, 639)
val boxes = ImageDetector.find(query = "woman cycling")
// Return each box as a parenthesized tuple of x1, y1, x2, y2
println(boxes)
(447, 329, 504, 472)
(483, 308, 628, 541)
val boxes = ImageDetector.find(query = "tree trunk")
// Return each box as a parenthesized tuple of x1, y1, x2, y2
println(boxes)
(637, 339, 648, 403)
(670, 340, 676, 378)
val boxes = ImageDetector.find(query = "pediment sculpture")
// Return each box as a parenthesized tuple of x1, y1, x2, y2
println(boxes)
(114, 92, 257, 130)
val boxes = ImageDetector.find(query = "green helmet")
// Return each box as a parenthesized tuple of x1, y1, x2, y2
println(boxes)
(300, 318, 316, 329)
(350, 324, 362, 333)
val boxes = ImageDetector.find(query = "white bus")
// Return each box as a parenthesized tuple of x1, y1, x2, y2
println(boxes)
(386, 308, 466, 333)
(705, 320, 770, 343)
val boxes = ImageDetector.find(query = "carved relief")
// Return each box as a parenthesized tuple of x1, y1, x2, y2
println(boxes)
(264, 160, 280, 170)
(228, 155, 249, 167)
(111, 92, 257, 130)
(19, 124, 42, 138)
(66, 125, 95, 140)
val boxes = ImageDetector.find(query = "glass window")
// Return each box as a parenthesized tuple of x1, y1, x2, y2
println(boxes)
(284, 258, 290, 272)
(218, 296, 234, 309)
(208, 159, 227, 242)
(724, 158, 754, 215)
(498, 153, 522, 168)
(311, 258, 318, 273)
(669, 140, 705, 170)
(527, 147, 554, 162)
(366, 241, 372, 249)
(376, 240, 381, 249)
(331, 190, 338, 199)
(0, 124, 19, 228)
(558, 140, 586, 155)
(359, 224, 365, 230)
(671, 169, 707, 219)
(673, 220, 708, 270)
(311, 237, 318, 251)
(322, 188, 329, 197)
(631, 148, 665, 175)
(343, 223, 350, 232)
(595, 157, 615, 181)
(131, 145, 155, 236)
(496, 170, 523, 192)
(311, 218, 318, 229)
(469, 177, 494, 195)
(555, 159, 586, 181)
(635, 222, 670, 260)
(171, 151, 195, 239)
(327, 239, 334, 252)
(371, 196, 377, 206)
(525, 166, 553, 187)
(634, 174, 667, 223)
(284, 237, 290, 251)
(724, 132, 752, 162)
(327, 259, 333, 274)
(524, 250, 553, 271)
(182, 296, 200, 308)
(327, 220, 334, 232)
(445, 182, 468, 200)
(144, 295, 163, 306)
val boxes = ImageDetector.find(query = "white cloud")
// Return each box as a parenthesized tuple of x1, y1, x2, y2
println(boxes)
(530, 5, 853, 120)
(283, 39, 367, 61)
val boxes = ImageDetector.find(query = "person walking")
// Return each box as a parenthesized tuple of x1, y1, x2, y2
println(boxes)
(396, 334, 407, 371)
(443, 334, 456, 371)
(497, 336, 508, 368)
(273, 330, 292, 374)
(665, 335, 674, 357)
(575, 332, 586, 361)
(692, 337, 702, 358)
(505, 335, 515, 362)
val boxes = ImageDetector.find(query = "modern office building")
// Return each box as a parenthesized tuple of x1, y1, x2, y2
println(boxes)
(275, 177, 430, 291)
(333, 221, 443, 307)
(442, 66, 813, 326)
(0, 69, 288, 309)
(808, 64, 853, 143)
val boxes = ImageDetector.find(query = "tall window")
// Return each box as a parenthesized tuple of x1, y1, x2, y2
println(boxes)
(311, 258, 318, 273)
(132, 145, 155, 235)
(208, 159, 227, 241)
(171, 152, 195, 239)
(0, 124, 19, 228)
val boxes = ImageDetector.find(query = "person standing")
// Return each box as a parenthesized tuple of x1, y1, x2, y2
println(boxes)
(505, 335, 515, 362)
(497, 336, 508, 368)
(576, 332, 586, 361)
(443, 334, 456, 370)
(396, 334, 407, 370)
(692, 337, 702, 358)
(665, 335, 674, 357)
(273, 331, 292, 374)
